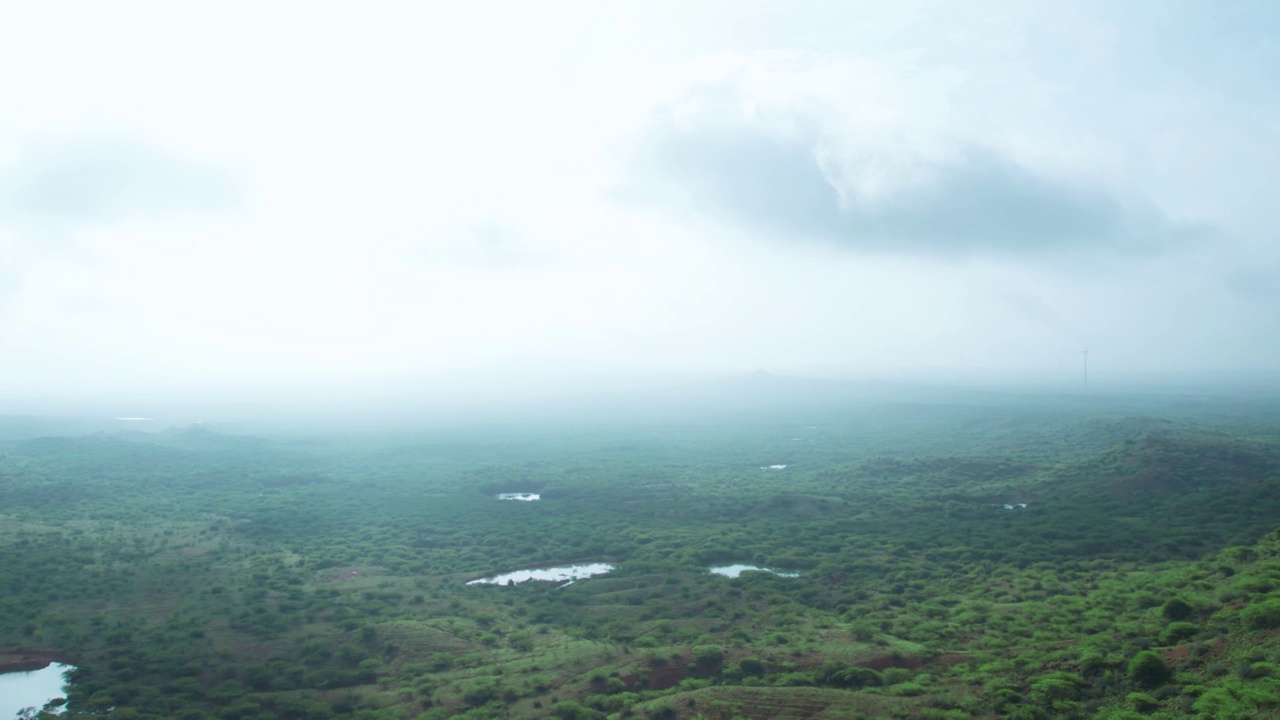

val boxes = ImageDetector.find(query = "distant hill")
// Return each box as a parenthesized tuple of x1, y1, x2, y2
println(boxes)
(1050, 432, 1280, 500)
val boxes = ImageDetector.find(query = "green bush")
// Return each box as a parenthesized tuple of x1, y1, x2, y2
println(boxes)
(775, 672, 815, 686)
(882, 667, 913, 685)
(460, 678, 499, 706)
(647, 706, 676, 720)
(1192, 684, 1273, 720)
(1126, 691, 1160, 712)
(1159, 621, 1199, 645)
(692, 645, 724, 664)
(1128, 651, 1172, 688)
(1241, 598, 1280, 630)
(890, 681, 926, 696)
(553, 700, 605, 720)
(827, 665, 883, 689)
(1161, 598, 1193, 620)
(735, 658, 765, 677)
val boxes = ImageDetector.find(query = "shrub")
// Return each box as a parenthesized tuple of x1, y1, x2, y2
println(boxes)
(775, 672, 815, 686)
(461, 679, 499, 706)
(891, 681, 926, 696)
(647, 706, 676, 720)
(1162, 598, 1194, 621)
(1029, 672, 1084, 703)
(1128, 651, 1172, 688)
(1126, 691, 1160, 712)
(816, 659, 851, 686)
(736, 658, 765, 677)
(553, 701, 604, 720)
(820, 661, 883, 689)
(1193, 686, 1258, 720)
(1241, 598, 1280, 630)
(882, 667, 913, 685)
(847, 667, 884, 688)
(1159, 621, 1199, 645)
(692, 645, 724, 664)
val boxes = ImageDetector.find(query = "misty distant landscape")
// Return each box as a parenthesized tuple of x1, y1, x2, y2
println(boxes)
(7, 379, 1280, 720)
(5, 1, 1280, 719)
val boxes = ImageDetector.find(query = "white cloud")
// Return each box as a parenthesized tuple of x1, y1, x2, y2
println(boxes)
(0, 0, 1278, 400)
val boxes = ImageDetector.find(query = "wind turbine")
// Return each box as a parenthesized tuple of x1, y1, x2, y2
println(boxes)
(1082, 350, 1089, 393)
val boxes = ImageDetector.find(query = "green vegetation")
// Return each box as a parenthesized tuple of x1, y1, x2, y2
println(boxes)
(4, 391, 1280, 718)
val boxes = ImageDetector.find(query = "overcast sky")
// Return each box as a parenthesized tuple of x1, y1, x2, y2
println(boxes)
(1, 0, 1277, 399)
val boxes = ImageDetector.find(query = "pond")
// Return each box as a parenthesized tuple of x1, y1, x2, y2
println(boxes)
(0, 662, 74, 718)
(709, 564, 800, 578)
(467, 562, 615, 586)
(496, 493, 540, 501)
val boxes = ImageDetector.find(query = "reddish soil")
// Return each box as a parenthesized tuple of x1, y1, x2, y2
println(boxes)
(624, 661, 686, 686)
(930, 652, 974, 669)
(857, 653, 922, 671)
(0, 649, 70, 673)
(1165, 637, 1227, 668)
(1163, 644, 1193, 666)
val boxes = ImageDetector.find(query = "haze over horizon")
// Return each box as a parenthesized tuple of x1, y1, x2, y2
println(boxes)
(3, 1, 1278, 404)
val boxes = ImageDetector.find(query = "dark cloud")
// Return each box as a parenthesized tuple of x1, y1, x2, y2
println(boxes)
(627, 116, 1201, 256)
(0, 138, 239, 233)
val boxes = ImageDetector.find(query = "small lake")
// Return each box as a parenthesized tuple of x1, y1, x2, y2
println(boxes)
(496, 493, 540, 501)
(0, 662, 73, 718)
(467, 563, 615, 586)
(709, 564, 800, 578)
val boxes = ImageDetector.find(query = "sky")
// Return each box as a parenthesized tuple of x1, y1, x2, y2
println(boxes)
(1, 0, 1278, 401)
